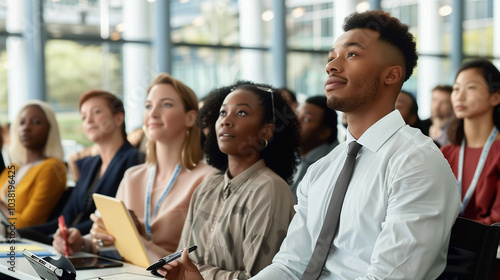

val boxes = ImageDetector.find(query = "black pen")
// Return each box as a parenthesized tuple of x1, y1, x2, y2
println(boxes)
(146, 245, 197, 271)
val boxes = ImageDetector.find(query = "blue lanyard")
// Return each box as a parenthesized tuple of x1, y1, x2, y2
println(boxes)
(458, 127, 498, 214)
(144, 164, 181, 236)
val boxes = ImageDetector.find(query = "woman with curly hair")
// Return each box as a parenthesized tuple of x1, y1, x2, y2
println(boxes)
(159, 82, 300, 280)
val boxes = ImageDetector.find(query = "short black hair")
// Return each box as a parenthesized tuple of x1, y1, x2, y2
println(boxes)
(198, 81, 300, 184)
(399, 90, 419, 117)
(304, 95, 338, 143)
(343, 10, 418, 82)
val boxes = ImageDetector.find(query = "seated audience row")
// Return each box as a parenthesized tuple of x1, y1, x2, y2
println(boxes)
(1, 10, 498, 278)
(50, 77, 299, 279)
(153, 15, 497, 280)
(159, 10, 462, 280)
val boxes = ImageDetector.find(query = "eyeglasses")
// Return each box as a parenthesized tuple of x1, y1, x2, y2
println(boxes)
(256, 86, 276, 126)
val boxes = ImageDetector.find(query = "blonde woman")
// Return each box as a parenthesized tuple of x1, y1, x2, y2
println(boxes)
(53, 74, 215, 262)
(0, 100, 66, 228)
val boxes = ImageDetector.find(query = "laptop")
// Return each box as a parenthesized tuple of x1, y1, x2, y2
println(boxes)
(92, 193, 151, 268)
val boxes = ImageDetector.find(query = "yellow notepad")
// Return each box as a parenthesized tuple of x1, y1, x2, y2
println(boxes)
(92, 193, 150, 268)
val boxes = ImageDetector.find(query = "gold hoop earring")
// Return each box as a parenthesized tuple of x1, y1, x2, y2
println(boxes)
(263, 139, 268, 148)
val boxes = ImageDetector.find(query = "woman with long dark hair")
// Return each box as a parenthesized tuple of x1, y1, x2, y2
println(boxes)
(441, 59, 500, 224)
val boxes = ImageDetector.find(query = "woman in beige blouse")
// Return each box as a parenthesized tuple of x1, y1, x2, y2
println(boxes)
(53, 73, 215, 262)
(159, 82, 301, 280)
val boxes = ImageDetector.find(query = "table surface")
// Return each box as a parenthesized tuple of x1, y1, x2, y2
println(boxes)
(0, 239, 158, 280)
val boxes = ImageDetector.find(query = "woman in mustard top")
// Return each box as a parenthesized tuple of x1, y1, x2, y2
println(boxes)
(0, 100, 66, 228)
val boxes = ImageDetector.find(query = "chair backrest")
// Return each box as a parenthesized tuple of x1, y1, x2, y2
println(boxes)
(437, 217, 500, 280)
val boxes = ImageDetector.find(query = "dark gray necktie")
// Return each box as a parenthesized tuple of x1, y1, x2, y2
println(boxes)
(301, 141, 362, 280)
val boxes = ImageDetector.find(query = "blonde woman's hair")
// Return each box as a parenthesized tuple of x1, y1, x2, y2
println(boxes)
(9, 100, 64, 166)
(145, 73, 202, 170)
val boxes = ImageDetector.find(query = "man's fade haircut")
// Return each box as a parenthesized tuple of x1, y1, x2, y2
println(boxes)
(343, 10, 418, 82)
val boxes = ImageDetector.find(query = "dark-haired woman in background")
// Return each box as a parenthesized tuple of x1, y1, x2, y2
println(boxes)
(19, 90, 140, 243)
(441, 59, 500, 224)
(161, 82, 300, 280)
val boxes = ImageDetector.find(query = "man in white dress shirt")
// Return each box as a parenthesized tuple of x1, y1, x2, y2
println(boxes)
(158, 10, 461, 280)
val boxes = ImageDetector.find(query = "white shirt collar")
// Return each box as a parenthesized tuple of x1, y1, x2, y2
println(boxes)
(345, 110, 406, 153)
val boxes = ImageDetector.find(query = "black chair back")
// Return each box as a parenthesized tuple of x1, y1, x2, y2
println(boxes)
(437, 217, 500, 280)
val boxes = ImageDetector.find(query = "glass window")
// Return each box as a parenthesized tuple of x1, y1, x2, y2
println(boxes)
(464, 0, 490, 20)
(171, 0, 244, 46)
(286, 51, 328, 100)
(0, 1, 6, 33)
(463, 27, 494, 57)
(398, 4, 418, 27)
(45, 40, 123, 110)
(321, 17, 333, 39)
(172, 46, 272, 97)
(45, 39, 123, 146)
(462, 0, 494, 57)
(382, 2, 418, 28)
(44, 0, 131, 41)
(287, 0, 334, 50)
